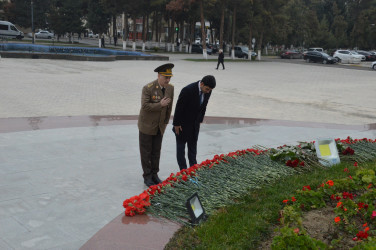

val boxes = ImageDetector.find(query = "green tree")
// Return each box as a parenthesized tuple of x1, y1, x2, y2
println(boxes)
(315, 15, 336, 49)
(251, 0, 285, 50)
(86, 0, 111, 36)
(218, 0, 228, 49)
(149, 0, 170, 43)
(331, 2, 348, 48)
(228, 0, 245, 58)
(48, 1, 65, 39)
(101, 0, 126, 41)
(4, 0, 52, 29)
(57, 0, 85, 42)
(348, 0, 376, 49)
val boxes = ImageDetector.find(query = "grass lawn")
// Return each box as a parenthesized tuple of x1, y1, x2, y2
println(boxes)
(165, 160, 376, 249)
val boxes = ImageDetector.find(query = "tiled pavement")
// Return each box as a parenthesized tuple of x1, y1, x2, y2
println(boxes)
(0, 53, 375, 249)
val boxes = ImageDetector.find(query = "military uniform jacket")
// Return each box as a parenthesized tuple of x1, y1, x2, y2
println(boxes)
(138, 80, 174, 135)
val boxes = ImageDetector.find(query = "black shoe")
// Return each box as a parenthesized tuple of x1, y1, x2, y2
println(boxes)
(144, 178, 155, 187)
(215, 68, 218, 70)
(152, 175, 162, 184)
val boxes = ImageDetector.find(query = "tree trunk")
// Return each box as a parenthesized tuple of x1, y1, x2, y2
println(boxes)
(225, 8, 231, 44)
(142, 15, 146, 42)
(167, 18, 171, 46)
(123, 12, 128, 41)
(141, 15, 146, 51)
(155, 12, 159, 42)
(257, 29, 263, 60)
(258, 30, 263, 50)
(220, 1, 225, 50)
(180, 20, 184, 44)
(248, 22, 253, 60)
(171, 19, 175, 44)
(133, 15, 137, 42)
(209, 21, 214, 44)
(146, 13, 149, 41)
(151, 11, 155, 42)
(190, 20, 195, 53)
(199, 0, 207, 59)
(113, 15, 116, 38)
(231, 5, 237, 59)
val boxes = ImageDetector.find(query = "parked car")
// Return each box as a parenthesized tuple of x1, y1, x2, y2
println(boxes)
(206, 44, 218, 54)
(333, 50, 362, 64)
(372, 61, 376, 70)
(194, 37, 209, 44)
(355, 50, 376, 61)
(280, 50, 303, 59)
(230, 46, 256, 59)
(191, 44, 212, 55)
(0, 20, 24, 39)
(303, 48, 324, 57)
(304, 51, 337, 64)
(349, 51, 366, 61)
(308, 48, 324, 52)
(35, 30, 54, 39)
(88, 31, 98, 38)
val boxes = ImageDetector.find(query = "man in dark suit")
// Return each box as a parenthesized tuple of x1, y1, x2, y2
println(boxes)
(138, 63, 174, 187)
(172, 75, 216, 170)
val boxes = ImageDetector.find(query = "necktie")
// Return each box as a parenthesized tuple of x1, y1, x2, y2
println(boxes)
(162, 88, 165, 96)
(199, 92, 203, 105)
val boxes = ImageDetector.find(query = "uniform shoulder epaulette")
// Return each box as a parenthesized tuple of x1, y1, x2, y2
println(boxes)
(147, 82, 154, 88)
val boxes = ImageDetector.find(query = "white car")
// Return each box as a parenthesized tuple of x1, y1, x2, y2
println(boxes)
(372, 61, 376, 70)
(333, 50, 362, 64)
(88, 32, 98, 38)
(350, 51, 366, 61)
(35, 30, 54, 39)
(194, 37, 209, 44)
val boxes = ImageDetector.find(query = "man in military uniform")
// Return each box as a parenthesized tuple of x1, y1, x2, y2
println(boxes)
(138, 63, 174, 187)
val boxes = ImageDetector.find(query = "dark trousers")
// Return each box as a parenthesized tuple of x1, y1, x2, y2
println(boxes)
(216, 61, 225, 69)
(139, 130, 163, 180)
(175, 125, 200, 170)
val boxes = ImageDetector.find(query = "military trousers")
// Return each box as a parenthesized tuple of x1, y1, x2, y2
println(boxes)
(139, 130, 163, 180)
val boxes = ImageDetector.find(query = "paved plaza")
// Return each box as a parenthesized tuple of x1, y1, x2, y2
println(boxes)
(1, 54, 376, 124)
(0, 54, 375, 249)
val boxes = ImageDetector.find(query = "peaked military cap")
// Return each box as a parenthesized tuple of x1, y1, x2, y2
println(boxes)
(154, 63, 174, 77)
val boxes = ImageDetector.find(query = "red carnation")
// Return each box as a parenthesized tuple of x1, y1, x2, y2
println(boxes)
(302, 185, 311, 191)
(342, 147, 354, 155)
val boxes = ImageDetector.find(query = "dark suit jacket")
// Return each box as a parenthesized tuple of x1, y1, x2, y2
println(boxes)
(172, 81, 211, 140)
(218, 52, 224, 62)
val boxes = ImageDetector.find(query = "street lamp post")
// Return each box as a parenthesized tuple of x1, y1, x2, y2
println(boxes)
(31, 0, 34, 44)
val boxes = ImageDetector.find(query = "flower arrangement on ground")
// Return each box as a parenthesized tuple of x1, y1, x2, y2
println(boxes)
(123, 137, 376, 231)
